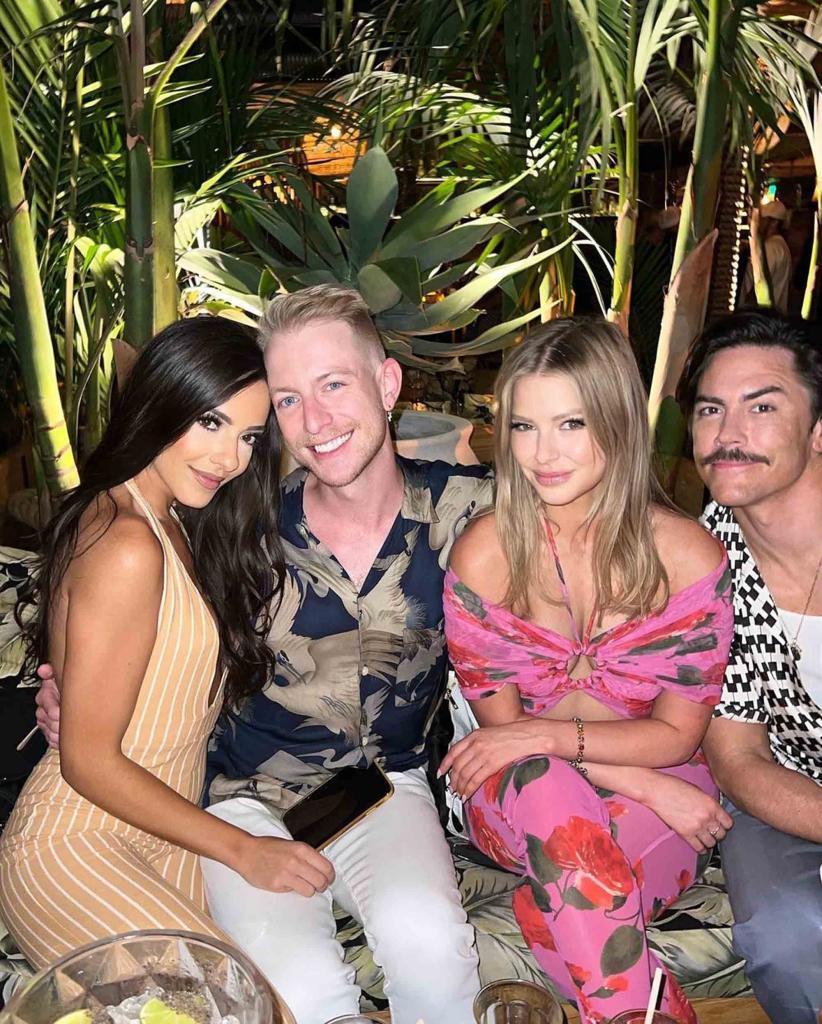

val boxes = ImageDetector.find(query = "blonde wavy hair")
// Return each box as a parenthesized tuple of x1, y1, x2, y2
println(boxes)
(494, 318, 670, 620)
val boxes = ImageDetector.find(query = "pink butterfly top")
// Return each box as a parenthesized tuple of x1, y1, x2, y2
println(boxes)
(444, 526, 734, 719)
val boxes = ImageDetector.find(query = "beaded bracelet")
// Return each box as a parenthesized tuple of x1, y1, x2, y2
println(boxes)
(568, 715, 588, 776)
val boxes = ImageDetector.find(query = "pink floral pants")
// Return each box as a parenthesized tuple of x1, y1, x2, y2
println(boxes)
(466, 753, 715, 1024)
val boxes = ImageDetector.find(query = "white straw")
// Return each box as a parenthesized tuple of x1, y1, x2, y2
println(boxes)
(644, 967, 663, 1024)
(15, 725, 39, 752)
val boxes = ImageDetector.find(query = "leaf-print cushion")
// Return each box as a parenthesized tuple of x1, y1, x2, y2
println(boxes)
(337, 840, 750, 1012)
(0, 548, 749, 1009)
(0, 841, 750, 1011)
(0, 547, 37, 686)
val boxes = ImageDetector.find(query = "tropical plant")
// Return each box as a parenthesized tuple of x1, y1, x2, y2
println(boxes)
(328, 0, 617, 324)
(564, 0, 685, 334)
(0, 0, 347, 499)
(778, 7, 822, 320)
(0, 60, 78, 495)
(181, 146, 562, 367)
(649, 0, 817, 460)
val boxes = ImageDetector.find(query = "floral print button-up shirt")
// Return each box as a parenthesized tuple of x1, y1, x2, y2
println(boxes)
(206, 457, 493, 813)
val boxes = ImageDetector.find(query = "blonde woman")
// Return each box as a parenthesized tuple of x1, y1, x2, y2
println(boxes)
(441, 319, 734, 1024)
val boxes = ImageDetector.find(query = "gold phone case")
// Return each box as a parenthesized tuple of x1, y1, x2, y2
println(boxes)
(284, 762, 395, 850)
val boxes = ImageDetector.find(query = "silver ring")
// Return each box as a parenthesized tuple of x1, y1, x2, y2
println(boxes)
(709, 827, 719, 837)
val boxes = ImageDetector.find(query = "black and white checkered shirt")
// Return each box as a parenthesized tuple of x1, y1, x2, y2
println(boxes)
(702, 501, 822, 784)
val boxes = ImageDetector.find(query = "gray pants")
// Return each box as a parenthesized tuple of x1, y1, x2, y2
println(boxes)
(720, 800, 822, 1024)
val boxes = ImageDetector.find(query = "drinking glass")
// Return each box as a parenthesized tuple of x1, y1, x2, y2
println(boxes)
(323, 1017, 383, 1024)
(473, 980, 563, 1024)
(607, 1012, 680, 1024)
(0, 931, 294, 1024)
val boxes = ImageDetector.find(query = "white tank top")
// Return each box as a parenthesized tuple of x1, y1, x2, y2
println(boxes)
(777, 609, 822, 711)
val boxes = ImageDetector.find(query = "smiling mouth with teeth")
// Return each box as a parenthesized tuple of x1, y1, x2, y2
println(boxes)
(311, 431, 353, 454)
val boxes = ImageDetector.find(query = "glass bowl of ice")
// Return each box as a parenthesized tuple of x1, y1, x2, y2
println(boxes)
(0, 931, 293, 1024)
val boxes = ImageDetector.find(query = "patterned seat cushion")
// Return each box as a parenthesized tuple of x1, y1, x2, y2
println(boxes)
(0, 546, 750, 1008)
(0, 546, 38, 687)
(338, 839, 750, 1012)
(0, 842, 750, 1009)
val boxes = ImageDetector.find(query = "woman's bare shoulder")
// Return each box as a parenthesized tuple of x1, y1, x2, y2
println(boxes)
(449, 511, 509, 601)
(651, 505, 725, 593)
(69, 492, 163, 591)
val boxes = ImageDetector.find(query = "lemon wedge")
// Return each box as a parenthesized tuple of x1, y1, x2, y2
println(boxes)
(139, 998, 198, 1024)
(54, 1011, 92, 1024)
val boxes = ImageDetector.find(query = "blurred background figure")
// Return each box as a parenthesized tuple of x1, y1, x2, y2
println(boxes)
(741, 199, 793, 314)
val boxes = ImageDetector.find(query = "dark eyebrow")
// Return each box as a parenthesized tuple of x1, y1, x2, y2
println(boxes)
(743, 385, 785, 401)
(694, 394, 724, 406)
(210, 410, 266, 432)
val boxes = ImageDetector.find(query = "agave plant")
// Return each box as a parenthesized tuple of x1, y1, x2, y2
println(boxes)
(180, 145, 564, 366)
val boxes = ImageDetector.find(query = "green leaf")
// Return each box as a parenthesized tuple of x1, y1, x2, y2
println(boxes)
(288, 178, 348, 277)
(227, 186, 332, 272)
(513, 757, 550, 794)
(525, 878, 552, 914)
(357, 264, 402, 314)
(563, 886, 598, 910)
(347, 146, 398, 269)
(497, 763, 518, 803)
(174, 199, 220, 255)
(371, 257, 422, 306)
(525, 833, 562, 886)
(409, 308, 541, 357)
(178, 249, 262, 295)
(400, 242, 564, 330)
(379, 306, 482, 336)
(381, 174, 527, 258)
(600, 925, 644, 978)
(292, 269, 342, 288)
(405, 219, 506, 272)
(588, 986, 616, 1000)
(627, 634, 682, 655)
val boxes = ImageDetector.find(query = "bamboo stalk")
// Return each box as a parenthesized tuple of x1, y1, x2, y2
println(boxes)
(63, 56, 85, 427)
(122, 0, 154, 349)
(671, 1, 738, 278)
(125, 0, 232, 345)
(801, 191, 821, 319)
(149, 2, 178, 331)
(0, 62, 79, 495)
(651, 0, 742, 460)
(608, 0, 638, 335)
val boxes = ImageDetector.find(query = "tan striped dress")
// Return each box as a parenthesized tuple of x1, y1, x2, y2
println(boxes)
(0, 479, 228, 967)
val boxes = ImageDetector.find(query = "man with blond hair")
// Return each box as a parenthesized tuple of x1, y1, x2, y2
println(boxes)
(38, 286, 488, 1023)
(203, 286, 490, 1022)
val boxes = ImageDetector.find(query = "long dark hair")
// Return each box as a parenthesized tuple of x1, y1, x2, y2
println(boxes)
(24, 316, 285, 709)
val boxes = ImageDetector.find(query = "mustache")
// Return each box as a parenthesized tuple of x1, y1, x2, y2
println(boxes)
(701, 447, 770, 467)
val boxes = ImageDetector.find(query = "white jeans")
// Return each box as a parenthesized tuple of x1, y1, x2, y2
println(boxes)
(201, 768, 480, 1024)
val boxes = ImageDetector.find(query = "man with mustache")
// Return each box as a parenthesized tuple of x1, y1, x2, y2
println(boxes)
(677, 309, 822, 1024)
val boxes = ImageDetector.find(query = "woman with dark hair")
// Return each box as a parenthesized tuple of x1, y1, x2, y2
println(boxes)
(0, 317, 323, 969)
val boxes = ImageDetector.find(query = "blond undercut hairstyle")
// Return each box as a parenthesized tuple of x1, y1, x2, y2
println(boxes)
(257, 285, 385, 366)
(494, 318, 670, 620)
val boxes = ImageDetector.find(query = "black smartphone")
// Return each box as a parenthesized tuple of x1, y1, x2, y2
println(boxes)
(282, 762, 394, 850)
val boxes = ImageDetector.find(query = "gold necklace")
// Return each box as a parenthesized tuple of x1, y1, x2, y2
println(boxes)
(779, 553, 822, 662)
